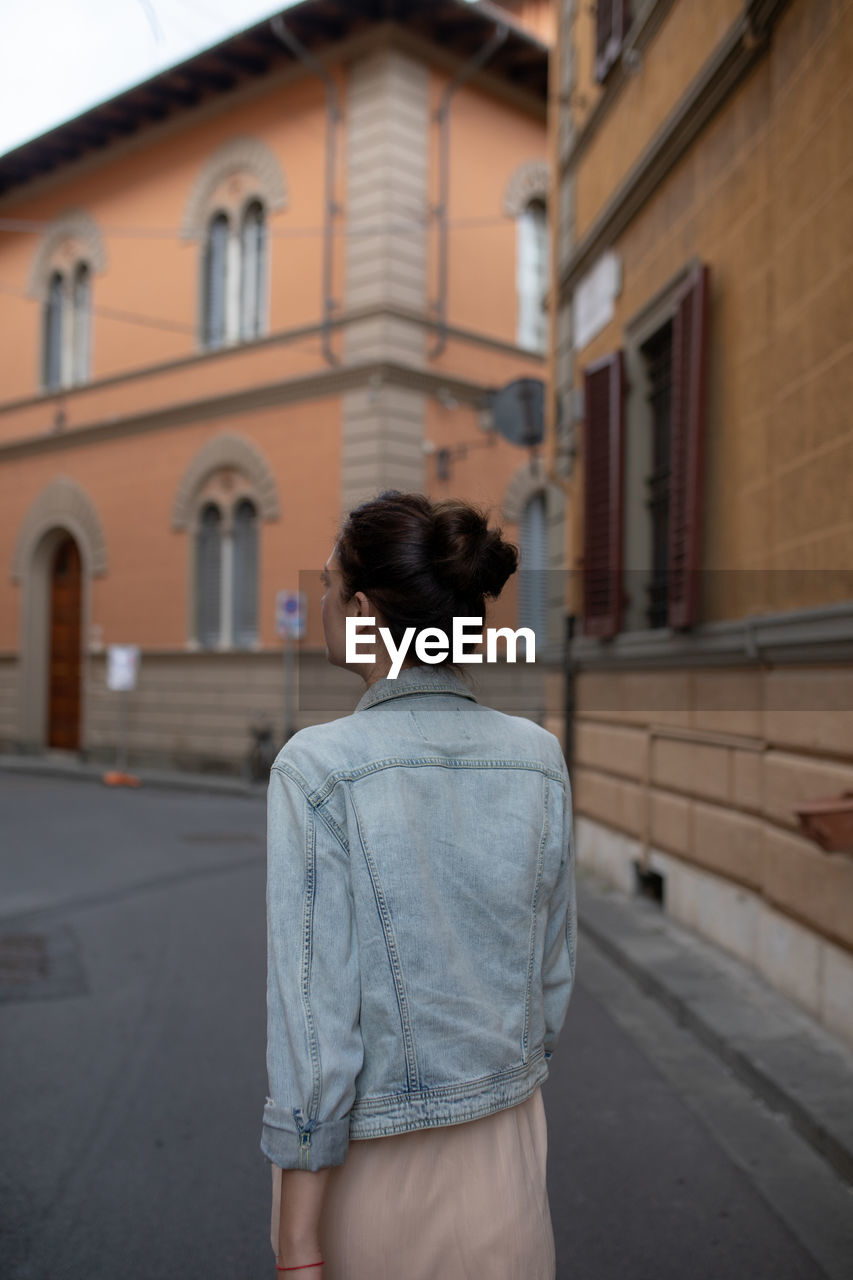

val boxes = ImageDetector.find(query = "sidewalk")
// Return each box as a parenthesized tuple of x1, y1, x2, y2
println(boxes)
(577, 866, 853, 1189)
(0, 749, 264, 798)
(3, 749, 852, 1190)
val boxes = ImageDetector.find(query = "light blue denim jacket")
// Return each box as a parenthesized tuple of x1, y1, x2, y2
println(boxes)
(261, 662, 577, 1171)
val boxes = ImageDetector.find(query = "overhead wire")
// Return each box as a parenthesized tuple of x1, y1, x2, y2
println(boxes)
(134, 0, 163, 45)
(0, 280, 332, 365)
(0, 210, 518, 344)
(0, 213, 517, 239)
(0, 199, 524, 351)
(0, 281, 194, 335)
(0, 211, 519, 340)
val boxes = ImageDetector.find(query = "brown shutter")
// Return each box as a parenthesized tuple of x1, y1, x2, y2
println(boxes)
(618, 1, 632, 43)
(232, 498, 259, 647)
(196, 504, 222, 648)
(595, 2, 632, 81)
(582, 352, 624, 638)
(595, 1, 614, 72)
(668, 263, 710, 630)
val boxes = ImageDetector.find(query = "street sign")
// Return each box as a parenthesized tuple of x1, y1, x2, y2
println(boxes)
(106, 644, 140, 691)
(492, 377, 545, 447)
(276, 590, 306, 639)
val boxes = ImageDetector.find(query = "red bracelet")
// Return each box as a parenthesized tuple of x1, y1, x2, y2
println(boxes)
(276, 1264, 324, 1272)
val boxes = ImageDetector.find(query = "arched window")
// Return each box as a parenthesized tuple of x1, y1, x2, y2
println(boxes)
(193, 493, 261, 650)
(516, 199, 549, 353)
(232, 498, 259, 646)
(43, 271, 64, 391)
(202, 212, 230, 349)
(196, 503, 223, 648)
(41, 263, 92, 391)
(31, 211, 103, 393)
(72, 262, 91, 383)
(201, 200, 269, 349)
(518, 491, 548, 652)
(240, 201, 267, 341)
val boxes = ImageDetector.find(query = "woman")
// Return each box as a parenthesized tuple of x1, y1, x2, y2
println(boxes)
(262, 490, 577, 1278)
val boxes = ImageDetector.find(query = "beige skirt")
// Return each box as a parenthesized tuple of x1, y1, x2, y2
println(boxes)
(270, 1086, 556, 1280)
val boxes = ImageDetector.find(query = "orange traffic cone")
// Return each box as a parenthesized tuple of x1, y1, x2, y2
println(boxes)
(102, 770, 141, 787)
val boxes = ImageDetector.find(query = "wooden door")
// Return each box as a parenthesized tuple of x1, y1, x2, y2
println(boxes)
(47, 535, 82, 750)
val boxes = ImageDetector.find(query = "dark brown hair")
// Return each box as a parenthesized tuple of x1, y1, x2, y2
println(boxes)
(334, 490, 520, 679)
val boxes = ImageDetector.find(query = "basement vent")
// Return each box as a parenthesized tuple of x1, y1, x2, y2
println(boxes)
(633, 863, 665, 906)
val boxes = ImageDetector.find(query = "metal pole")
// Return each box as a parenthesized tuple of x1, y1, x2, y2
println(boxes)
(430, 19, 509, 359)
(117, 688, 128, 773)
(270, 15, 340, 366)
(283, 630, 294, 744)
(563, 611, 575, 769)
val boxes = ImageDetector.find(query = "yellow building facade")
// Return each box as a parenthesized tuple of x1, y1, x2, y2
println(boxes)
(548, 0, 853, 1046)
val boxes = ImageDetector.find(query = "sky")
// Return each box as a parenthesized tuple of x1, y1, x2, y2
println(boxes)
(0, 0, 301, 159)
(0, 0, 485, 161)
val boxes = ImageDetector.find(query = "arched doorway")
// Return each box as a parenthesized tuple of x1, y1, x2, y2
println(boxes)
(47, 534, 82, 749)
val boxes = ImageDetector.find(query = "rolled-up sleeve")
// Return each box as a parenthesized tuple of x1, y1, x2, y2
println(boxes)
(542, 750, 578, 1060)
(261, 760, 364, 1171)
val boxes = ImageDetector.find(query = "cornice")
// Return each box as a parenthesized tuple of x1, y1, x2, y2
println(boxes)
(359, 24, 548, 121)
(569, 602, 853, 670)
(0, 57, 325, 214)
(0, 306, 542, 420)
(0, 15, 546, 210)
(0, 358, 496, 462)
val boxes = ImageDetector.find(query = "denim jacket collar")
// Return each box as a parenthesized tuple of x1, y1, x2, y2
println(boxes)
(353, 663, 479, 714)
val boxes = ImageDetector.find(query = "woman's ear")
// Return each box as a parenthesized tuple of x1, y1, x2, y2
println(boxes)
(354, 590, 373, 618)
(356, 591, 385, 628)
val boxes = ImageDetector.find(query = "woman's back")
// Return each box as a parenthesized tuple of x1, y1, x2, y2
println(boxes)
(262, 662, 577, 1161)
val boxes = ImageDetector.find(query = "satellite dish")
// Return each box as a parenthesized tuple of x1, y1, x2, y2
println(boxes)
(491, 378, 544, 447)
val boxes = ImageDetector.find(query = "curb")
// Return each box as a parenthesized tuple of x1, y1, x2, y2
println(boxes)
(576, 869, 853, 1189)
(0, 753, 266, 799)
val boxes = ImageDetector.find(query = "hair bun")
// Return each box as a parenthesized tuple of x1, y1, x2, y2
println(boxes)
(429, 500, 519, 601)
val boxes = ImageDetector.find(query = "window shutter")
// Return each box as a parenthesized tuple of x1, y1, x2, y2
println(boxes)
(232, 498, 259, 646)
(203, 213, 229, 347)
(582, 352, 624, 638)
(517, 201, 548, 352)
(617, 1, 632, 43)
(240, 202, 266, 341)
(72, 262, 91, 384)
(531, 202, 549, 354)
(595, 1, 631, 81)
(596, 0, 614, 66)
(519, 491, 548, 655)
(668, 263, 710, 630)
(43, 271, 64, 390)
(196, 504, 222, 648)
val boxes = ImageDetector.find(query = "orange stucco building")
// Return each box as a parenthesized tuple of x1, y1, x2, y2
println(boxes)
(0, 1, 567, 772)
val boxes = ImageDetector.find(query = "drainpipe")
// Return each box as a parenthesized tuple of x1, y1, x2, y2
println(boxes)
(270, 15, 340, 365)
(563, 611, 576, 770)
(430, 19, 509, 359)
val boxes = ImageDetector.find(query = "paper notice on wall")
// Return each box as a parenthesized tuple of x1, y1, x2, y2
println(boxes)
(573, 251, 622, 352)
(107, 644, 140, 691)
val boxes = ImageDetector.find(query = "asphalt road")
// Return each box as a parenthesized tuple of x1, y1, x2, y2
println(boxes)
(0, 773, 846, 1279)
